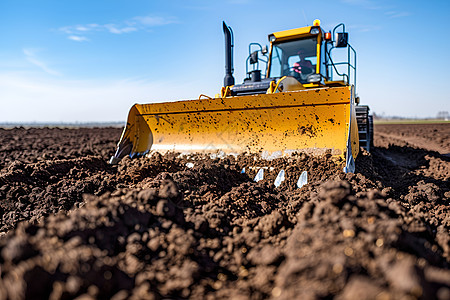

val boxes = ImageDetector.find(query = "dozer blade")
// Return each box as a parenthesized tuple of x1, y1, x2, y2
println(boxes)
(110, 85, 359, 172)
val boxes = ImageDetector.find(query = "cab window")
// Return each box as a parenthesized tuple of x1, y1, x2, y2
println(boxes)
(269, 37, 318, 82)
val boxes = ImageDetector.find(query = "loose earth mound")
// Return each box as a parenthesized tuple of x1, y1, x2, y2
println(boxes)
(0, 124, 448, 299)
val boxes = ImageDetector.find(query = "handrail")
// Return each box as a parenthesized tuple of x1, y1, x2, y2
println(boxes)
(325, 50, 349, 83)
(325, 24, 357, 92)
(198, 94, 213, 100)
(332, 23, 345, 40)
(245, 43, 269, 78)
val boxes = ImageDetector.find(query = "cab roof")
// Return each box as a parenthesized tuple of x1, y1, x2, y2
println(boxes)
(269, 26, 321, 42)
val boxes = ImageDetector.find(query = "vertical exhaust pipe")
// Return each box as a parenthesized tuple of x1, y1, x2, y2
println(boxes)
(223, 21, 235, 87)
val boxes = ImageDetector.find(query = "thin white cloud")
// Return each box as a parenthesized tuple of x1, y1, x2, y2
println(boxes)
(68, 35, 89, 42)
(59, 23, 100, 35)
(59, 15, 176, 41)
(75, 25, 93, 32)
(104, 24, 137, 34)
(385, 11, 411, 18)
(23, 49, 61, 76)
(132, 16, 176, 26)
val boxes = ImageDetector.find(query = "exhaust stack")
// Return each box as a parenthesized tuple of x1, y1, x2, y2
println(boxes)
(223, 21, 235, 87)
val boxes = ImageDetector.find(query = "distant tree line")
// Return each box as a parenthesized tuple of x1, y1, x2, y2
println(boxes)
(436, 111, 449, 120)
(372, 111, 449, 120)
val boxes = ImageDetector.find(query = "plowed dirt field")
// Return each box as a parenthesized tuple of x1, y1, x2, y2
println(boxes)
(0, 123, 449, 300)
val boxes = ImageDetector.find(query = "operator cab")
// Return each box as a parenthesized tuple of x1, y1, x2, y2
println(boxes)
(268, 37, 318, 84)
(222, 19, 356, 97)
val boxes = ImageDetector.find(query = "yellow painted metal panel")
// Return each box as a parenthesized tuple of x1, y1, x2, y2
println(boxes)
(316, 34, 322, 74)
(349, 88, 360, 161)
(112, 86, 358, 163)
(271, 27, 313, 42)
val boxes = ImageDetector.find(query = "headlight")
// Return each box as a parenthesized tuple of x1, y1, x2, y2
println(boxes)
(307, 74, 321, 83)
(310, 27, 320, 35)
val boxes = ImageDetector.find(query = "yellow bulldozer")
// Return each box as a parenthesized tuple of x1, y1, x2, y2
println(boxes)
(110, 19, 372, 173)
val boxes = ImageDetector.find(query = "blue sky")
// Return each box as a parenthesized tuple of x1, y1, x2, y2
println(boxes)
(0, 0, 449, 122)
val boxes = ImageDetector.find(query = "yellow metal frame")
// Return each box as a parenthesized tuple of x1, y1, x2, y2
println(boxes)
(270, 26, 313, 42)
(315, 30, 322, 75)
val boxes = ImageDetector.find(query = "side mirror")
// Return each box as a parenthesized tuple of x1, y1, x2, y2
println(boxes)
(335, 32, 348, 47)
(262, 45, 268, 55)
(250, 51, 258, 64)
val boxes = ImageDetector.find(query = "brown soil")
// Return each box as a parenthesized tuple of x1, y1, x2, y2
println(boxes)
(0, 124, 449, 300)
(375, 123, 450, 155)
